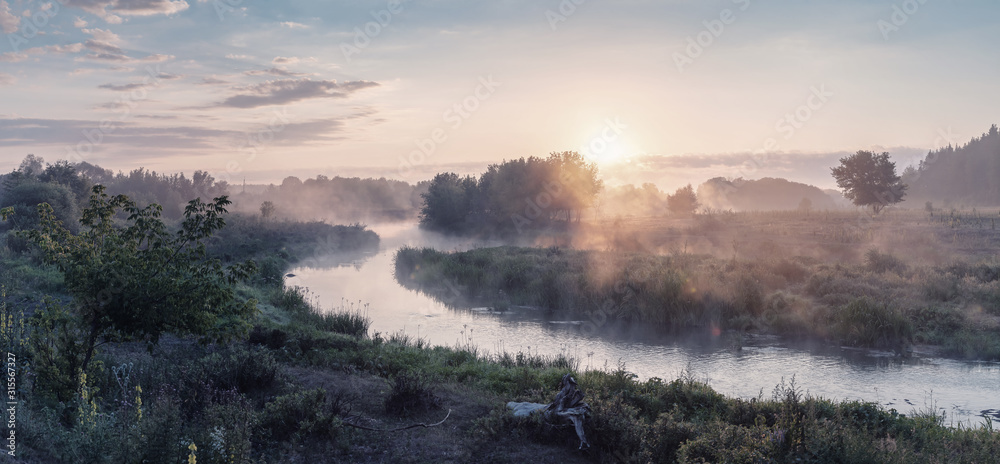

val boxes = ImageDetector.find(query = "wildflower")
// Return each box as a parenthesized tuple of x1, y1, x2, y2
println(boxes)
(135, 385, 143, 422)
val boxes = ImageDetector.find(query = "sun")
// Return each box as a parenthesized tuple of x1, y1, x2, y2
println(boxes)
(581, 133, 636, 166)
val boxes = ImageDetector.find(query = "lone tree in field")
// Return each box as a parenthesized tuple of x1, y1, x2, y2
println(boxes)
(260, 200, 276, 219)
(831, 150, 907, 214)
(2, 186, 257, 377)
(667, 184, 700, 216)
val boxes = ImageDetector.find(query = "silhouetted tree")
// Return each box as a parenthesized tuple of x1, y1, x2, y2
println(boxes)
(260, 200, 276, 219)
(831, 150, 906, 214)
(419, 152, 602, 234)
(546, 151, 602, 221)
(419, 173, 478, 231)
(667, 184, 699, 215)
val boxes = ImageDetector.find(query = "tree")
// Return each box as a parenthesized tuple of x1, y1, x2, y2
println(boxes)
(1, 181, 79, 230)
(260, 200, 276, 219)
(419, 172, 478, 231)
(1, 186, 257, 375)
(667, 184, 700, 215)
(831, 151, 907, 214)
(546, 151, 602, 221)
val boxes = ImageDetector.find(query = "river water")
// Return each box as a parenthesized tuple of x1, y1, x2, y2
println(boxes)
(287, 223, 1000, 426)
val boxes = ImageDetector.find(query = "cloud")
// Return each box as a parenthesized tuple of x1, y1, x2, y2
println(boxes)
(155, 72, 182, 79)
(83, 27, 121, 43)
(44, 43, 86, 54)
(63, 0, 188, 23)
(212, 78, 379, 109)
(0, 43, 84, 62)
(244, 67, 307, 77)
(98, 82, 153, 91)
(0, 51, 26, 62)
(80, 52, 173, 63)
(199, 75, 229, 85)
(0, 115, 361, 153)
(0, 72, 14, 86)
(226, 53, 251, 60)
(70, 64, 131, 76)
(280, 21, 308, 29)
(85, 39, 124, 55)
(74, 16, 88, 28)
(272, 56, 299, 65)
(0, 0, 18, 33)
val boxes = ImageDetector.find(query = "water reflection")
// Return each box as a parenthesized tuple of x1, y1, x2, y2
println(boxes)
(286, 223, 1000, 426)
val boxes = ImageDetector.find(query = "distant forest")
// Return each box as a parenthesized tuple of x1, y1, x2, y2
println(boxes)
(0, 156, 430, 229)
(231, 175, 429, 223)
(905, 124, 1000, 205)
(697, 177, 839, 212)
(3, 124, 997, 234)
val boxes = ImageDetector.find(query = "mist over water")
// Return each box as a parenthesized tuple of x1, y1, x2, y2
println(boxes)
(288, 223, 1000, 427)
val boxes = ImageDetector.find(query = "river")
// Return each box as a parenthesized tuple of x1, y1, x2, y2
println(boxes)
(287, 223, 1000, 426)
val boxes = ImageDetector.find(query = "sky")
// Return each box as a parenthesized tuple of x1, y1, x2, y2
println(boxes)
(0, 0, 997, 190)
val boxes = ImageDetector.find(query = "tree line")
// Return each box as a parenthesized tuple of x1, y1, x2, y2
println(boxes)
(418, 151, 707, 234)
(419, 152, 602, 234)
(904, 124, 1000, 205)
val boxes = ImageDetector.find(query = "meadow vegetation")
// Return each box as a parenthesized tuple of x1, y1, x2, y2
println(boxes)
(7, 279, 999, 463)
(396, 209, 1000, 360)
(1, 154, 999, 462)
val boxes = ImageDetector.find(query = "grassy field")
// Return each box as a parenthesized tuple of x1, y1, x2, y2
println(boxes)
(395, 208, 1000, 359)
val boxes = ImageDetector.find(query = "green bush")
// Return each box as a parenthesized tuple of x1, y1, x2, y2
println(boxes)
(260, 389, 343, 444)
(922, 272, 960, 301)
(640, 411, 698, 464)
(384, 372, 441, 417)
(200, 344, 282, 397)
(834, 297, 913, 349)
(865, 248, 908, 274)
(675, 423, 776, 464)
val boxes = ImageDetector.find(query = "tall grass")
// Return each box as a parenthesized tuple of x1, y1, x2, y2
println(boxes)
(833, 297, 913, 349)
(270, 286, 370, 338)
(392, 244, 1000, 359)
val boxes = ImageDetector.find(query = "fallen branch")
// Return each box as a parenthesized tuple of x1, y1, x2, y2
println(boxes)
(342, 409, 452, 432)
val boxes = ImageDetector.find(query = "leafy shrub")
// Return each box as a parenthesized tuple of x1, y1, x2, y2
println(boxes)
(910, 305, 964, 342)
(675, 423, 776, 464)
(640, 410, 698, 464)
(769, 258, 809, 283)
(865, 248, 907, 274)
(922, 272, 960, 301)
(201, 344, 281, 396)
(260, 389, 343, 443)
(248, 325, 289, 349)
(585, 395, 645, 462)
(384, 372, 441, 416)
(833, 298, 912, 349)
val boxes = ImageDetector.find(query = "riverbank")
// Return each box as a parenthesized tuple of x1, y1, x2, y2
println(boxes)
(5, 211, 1000, 462)
(393, 209, 1000, 361)
(12, 283, 1000, 463)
